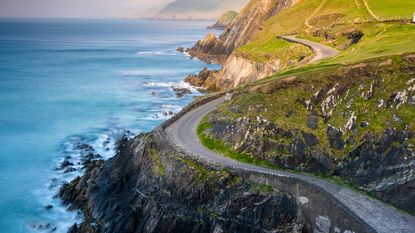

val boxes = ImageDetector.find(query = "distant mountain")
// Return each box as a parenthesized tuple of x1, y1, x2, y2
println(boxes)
(155, 0, 248, 20)
(207, 10, 238, 30)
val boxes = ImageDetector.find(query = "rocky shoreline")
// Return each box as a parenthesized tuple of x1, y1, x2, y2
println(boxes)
(59, 131, 303, 233)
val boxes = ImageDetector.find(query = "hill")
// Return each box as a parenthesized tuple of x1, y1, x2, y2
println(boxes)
(155, 0, 248, 20)
(207, 11, 238, 30)
(188, 0, 415, 214)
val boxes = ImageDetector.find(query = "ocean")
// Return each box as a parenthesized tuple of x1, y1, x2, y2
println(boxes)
(0, 19, 219, 233)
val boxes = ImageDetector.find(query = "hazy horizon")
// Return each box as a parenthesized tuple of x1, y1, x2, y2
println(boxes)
(0, 0, 173, 18)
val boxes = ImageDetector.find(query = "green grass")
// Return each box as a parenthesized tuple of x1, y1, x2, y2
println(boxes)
(235, 0, 415, 70)
(366, 0, 415, 19)
(236, 0, 321, 62)
(149, 147, 165, 176)
(197, 111, 371, 196)
(180, 157, 213, 181)
(328, 23, 415, 64)
(236, 38, 313, 63)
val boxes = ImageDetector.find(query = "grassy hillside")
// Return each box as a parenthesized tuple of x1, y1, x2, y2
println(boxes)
(366, 0, 415, 19)
(235, 0, 415, 68)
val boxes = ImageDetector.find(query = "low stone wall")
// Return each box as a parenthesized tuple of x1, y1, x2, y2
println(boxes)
(160, 92, 226, 130)
(241, 171, 375, 233)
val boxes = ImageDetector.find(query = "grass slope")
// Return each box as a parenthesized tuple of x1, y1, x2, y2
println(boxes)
(236, 0, 415, 69)
(366, 0, 415, 19)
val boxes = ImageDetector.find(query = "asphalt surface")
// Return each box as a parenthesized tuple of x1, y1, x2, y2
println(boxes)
(278, 35, 340, 62)
(166, 96, 415, 233)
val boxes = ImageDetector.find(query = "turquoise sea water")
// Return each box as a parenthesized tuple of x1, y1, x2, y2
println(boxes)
(0, 19, 218, 233)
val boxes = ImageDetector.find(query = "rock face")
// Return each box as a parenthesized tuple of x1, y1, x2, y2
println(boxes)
(337, 128, 415, 212)
(185, 67, 219, 91)
(207, 11, 238, 30)
(188, 0, 297, 61)
(186, 33, 228, 64)
(216, 54, 282, 89)
(207, 111, 333, 173)
(59, 134, 301, 233)
(200, 54, 415, 214)
(186, 0, 302, 90)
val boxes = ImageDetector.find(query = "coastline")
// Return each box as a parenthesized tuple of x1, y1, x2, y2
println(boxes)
(0, 19, 217, 233)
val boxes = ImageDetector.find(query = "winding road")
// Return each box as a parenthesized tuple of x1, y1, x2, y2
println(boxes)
(166, 96, 415, 233)
(278, 35, 340, 63)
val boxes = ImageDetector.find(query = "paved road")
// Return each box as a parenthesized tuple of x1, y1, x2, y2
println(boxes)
(166, 96, 415, 233)
(278, 35, 340, 63)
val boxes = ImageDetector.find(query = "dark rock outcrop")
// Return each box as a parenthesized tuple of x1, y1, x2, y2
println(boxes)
(171, 86, 192, 98)
(337, 128, 415, 214)
(206, 113, 333, 173)
(59, 134, 301, 233)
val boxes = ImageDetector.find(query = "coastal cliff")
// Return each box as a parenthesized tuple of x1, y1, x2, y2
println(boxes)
(186, 0, 313, 89)
(57, 0, 415, 231)
(199, 54, 415, 214)
(59, 131, 302, 233)
(189, 0, 297, 58)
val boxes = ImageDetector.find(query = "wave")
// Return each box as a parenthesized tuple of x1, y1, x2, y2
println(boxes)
(136, 51, 177, 56)
(143, 81, 195, 90)
(31, 125, 134, 233)
(120, 69, 189, 77)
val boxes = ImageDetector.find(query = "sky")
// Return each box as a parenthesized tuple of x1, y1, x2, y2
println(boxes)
(0, 0, 172, 18)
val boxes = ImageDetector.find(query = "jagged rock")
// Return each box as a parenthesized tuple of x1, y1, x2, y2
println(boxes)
(185, 67, 219, 91)
(44, 205, 53, 210)
(361, 81, 375, 100)
(306, 114, 319, 129)
(360, 121, 369, 128)
(345, 112, 357, 131)
(302, 132, 319, 146)
(59, 135, 300, 232)
(163, 111, 174, 116)
(67, 224, 79, 233)
(188, 0, 297, 64)
(321, 85, 339, 118)
(176, 47, 184, 53)
(60, 160, 74, 169)
(64, 167, 77, 173)
(391, 90, 408, 109)
(327, 125, 344, 150)
(77, 144, 93, 151)
(186, 33, 227, 63)
(338, 129, 415, 214)
(82, 153, 102, 166)
(171, 86, 192, 98)
(377, 99, 384, 108)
